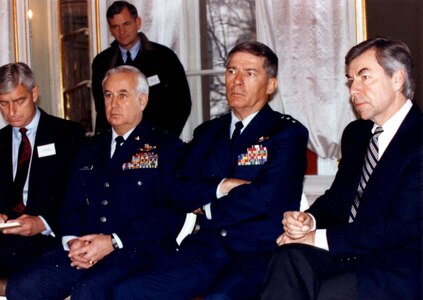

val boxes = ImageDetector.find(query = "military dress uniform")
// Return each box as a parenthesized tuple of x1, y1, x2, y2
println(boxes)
(113, 104, 309, 300)
(7, 121, 185, 300)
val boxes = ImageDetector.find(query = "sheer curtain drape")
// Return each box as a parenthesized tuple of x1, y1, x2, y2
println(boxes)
(121, 0, 358, 160)
(131, 0, 199, 142)
(256, 1, 357, 160)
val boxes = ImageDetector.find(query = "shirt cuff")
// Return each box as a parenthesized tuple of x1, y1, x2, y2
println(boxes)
(216, 178, 227, 198)
(62, 235, 78, 251)
(38, 215, 55, 237)
(307, 213, 317, 231)
(112, 233, 123, 249)
(204, 204, 212, 220)
(314, 229, 329, 250)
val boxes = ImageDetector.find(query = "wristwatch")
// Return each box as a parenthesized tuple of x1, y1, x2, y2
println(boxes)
(111, 234, 119, 250)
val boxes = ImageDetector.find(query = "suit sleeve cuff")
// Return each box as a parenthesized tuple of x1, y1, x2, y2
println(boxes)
(38, 215, 54, 237)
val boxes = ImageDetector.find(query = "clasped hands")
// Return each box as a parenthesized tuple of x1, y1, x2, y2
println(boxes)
(68, 234, 114, 270)
(276, 211, 315, 246)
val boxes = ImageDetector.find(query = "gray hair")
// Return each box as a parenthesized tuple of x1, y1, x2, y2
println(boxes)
(102, 65, 149, 96)
(345, 37, 415, 99)
(0, 62, 35, 94)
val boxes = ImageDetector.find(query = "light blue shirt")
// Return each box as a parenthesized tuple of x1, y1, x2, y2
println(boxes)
(12, 108, 40, 204)
(12, 108, 53, 236)
(119, 40, 141, 63)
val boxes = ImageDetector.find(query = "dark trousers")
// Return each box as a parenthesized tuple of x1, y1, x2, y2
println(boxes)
(260, 244, 357, 300)
(7, 247, 153, 300)
(114, 244, 273, 300)
(0, 234, 58, 277)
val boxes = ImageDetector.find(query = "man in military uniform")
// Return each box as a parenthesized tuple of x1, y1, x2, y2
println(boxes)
(7, 65, 185, 300)
(113, 41, 309, 300)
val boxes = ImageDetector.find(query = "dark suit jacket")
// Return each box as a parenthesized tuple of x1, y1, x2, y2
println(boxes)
(0, 109, 85, 232)
(308, 104, 423, 299)
(91, 32, 191, 136)
(60, 121, 185, 256)
(169, 104, 309, 254)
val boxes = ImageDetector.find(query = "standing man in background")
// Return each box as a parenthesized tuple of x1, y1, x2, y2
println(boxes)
(92, 0, 191, 136)
(0, 62, 85, 295)
(261, 37, 422, 300)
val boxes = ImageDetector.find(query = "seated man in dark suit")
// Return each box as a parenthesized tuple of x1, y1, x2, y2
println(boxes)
(0, 62, 85, 295)
(6, 65, 185, 300)
(261, 37, 422, 300)
(113, 41, 309, 299)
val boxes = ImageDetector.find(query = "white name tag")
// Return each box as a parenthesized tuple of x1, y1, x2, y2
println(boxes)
(147, 75, 160, 87)
(37, 143, 56, 158)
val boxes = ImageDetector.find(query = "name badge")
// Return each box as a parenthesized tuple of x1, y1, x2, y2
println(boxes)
(147, 75, 160, 87)
(37, 143, 56, 158)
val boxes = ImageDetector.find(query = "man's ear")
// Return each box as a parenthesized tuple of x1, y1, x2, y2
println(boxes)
(392, 69, 405, 93)
(31, 86, 39, 104)
(139, 93, 148, 111)
(266, 78, 278, 95)
(136, 16, 142, 30)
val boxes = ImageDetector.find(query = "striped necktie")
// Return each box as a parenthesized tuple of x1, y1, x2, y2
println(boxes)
(349, 126, 383, 222)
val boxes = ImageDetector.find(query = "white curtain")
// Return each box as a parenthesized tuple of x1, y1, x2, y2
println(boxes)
(256, 0, 357, 159)
(131, 0, 201, 142)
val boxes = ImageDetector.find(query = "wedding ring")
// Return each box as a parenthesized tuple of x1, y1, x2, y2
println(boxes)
(89, 260, 94, 265)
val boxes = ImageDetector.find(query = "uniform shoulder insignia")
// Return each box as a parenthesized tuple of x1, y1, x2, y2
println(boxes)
(281, 115, 298, 123)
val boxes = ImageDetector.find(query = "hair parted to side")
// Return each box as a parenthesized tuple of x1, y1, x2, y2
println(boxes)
(107, 1, 138, 20)
(102, 65, 149, 96)
(226, 41, 279, 78)
(345, 37, 415, 100)
(0, 62, 35, 94)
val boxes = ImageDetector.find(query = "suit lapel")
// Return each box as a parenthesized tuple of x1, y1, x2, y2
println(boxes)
(362, 105, 422, 198)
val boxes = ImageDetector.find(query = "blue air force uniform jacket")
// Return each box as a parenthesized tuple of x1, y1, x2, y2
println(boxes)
(60, 121, 185, 256)
(168, 104, 309, 253)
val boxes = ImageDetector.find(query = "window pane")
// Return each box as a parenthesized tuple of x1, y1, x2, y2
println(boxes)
(60, 0, 92, 132)
(203, 0, 256, 119)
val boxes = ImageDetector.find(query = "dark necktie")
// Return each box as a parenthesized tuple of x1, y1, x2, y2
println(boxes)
(126, 51, 133, 64)
(113, 136, 125, 158)
(13, 128, 32, 213)
(231, 121, 244, 144)
(349, 126, 383, 222)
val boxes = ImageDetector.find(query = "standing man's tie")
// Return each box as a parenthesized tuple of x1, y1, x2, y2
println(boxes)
(13, 128, 32, 213)
(231, 121, 244, 144)
(126, 51, 133, 65)
(113, 136, 125, 158)
(349, 126, 383, 222)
